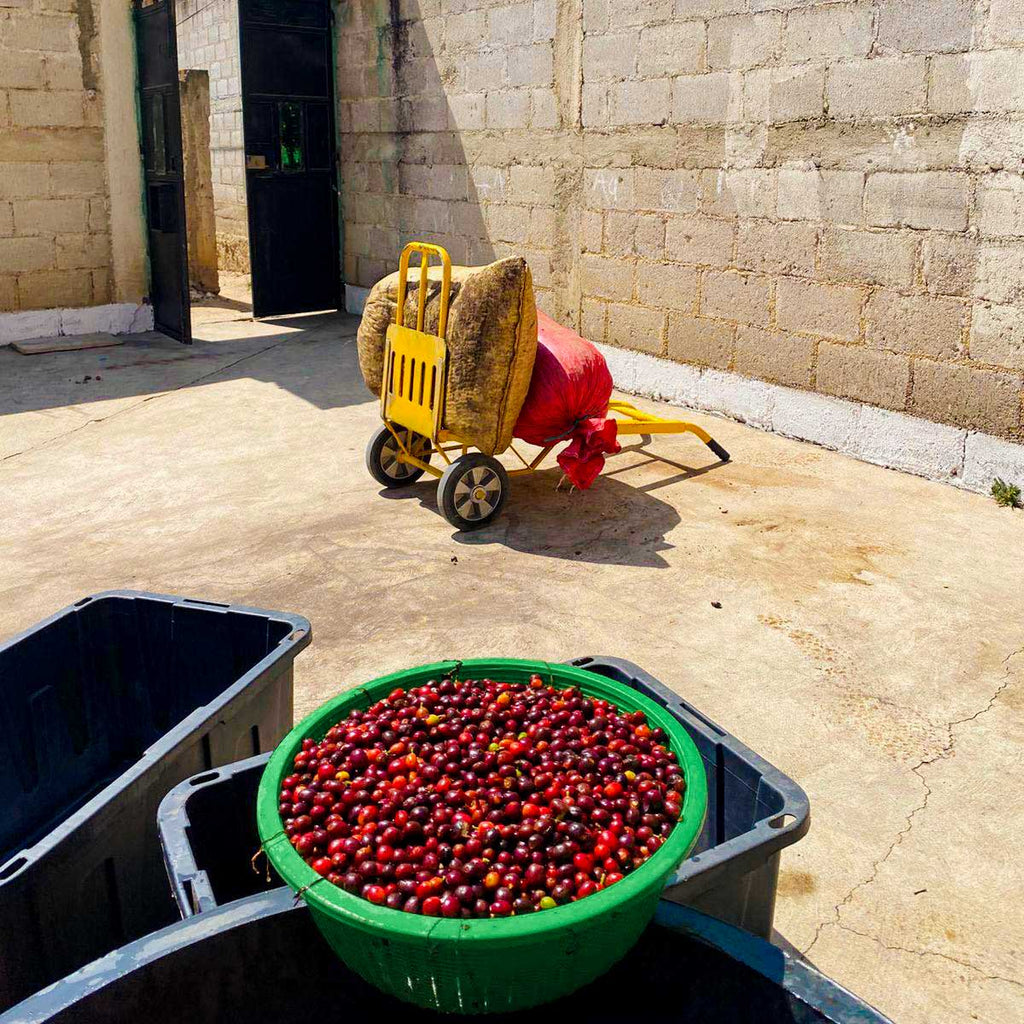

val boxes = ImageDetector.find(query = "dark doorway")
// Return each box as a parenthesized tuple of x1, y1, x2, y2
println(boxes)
(239, 0, 341, 318)
(134, 0, 192, 343)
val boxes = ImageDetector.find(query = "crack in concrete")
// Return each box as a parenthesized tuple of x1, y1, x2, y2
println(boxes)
(803, 645, 1023, 960)
(1, 338, 293, 466)
(831, 921, 1024, 990)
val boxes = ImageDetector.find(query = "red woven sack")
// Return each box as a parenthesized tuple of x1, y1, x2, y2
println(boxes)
(513, 311, 620, 490)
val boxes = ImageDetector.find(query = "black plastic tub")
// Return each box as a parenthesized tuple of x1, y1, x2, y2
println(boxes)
(0, 889, 890, 1023)
(158, 656, 809, 938)
(0, 591, 311, 1011)
(572, 657, 810, 936)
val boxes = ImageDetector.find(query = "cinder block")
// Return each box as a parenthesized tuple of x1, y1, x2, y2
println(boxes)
(865, 171, 969, 232)
(930, 51, 1024, 114)
(17, 268, 92, 309)
(970, 303, 1024, 370)
(445, 10, 487, 51)
(664, 215, 735, 266)
(0, 50, 47, 89)
(634, 215, 665, 259)
(827, 57, 928, 118)
(735, 325, 814, 387)
(485, 90, 531, 129)
(449, 92, 486, 130)
(849, 405, 967, 482)
(708, 13, 781, 70)
(0, 276, 15, 312)
(0, 235, 54, 272)
(817, 342, 910, 410)
(581, 254, 635, 301)
(817, 227, 916, 288)
(784, 4, 874, 62)
(634, 168, 700, 214)
(604, 211, 637, 256)
(509, 164, 556, 204)
(470, 165, 508, 202)
(672, 71, 742, 124)
(582, 84, 609, 127)
(582, 32, 639, 81)
(584, 168, 634, 210)
(606, 302, 666, 354)
(865, 290, 965, 359)
(697, 369, 773, 429)
(49, 161, 106, 196)
(977, 172, 1024, 238)
(10, 90, 84, 127)
(398, 164, 467, 202)
(506, 44, 554, 88)
(0, 162, 51, 199)
(973, 243, 1024, 306)
(700, 168, 776, 219)
(700, 270, 772, 327)
(666, 315, 734, 368)
(608, 78, 672, 125)
(533, 0, 557, 41)
(0, 202, 12, 236)
(595, 339, 639, 390)
(530, 88, 559, 128)
(635, 262, 698, 311)
(735, 220, 817, 276)
(776, 278, 863, 341)
(13, 197, 88, 235)
(771, 388, 858, 450)
(527, 206, 556, 246)
(581, 209, 603, 252)
(921, 234, 977, 296)
(962, 430, 1024, 492)
(911, 359, 1023, 435)
(777, 168, 863, 226)
(633, 350, 704, 406)
(766, 64, 825, 123)
(55, 232, 111, 270)
(489, 3, 536, 47)
(581, 298, 607, 344)
(876, 0, 974, 53)
(3, 13, 75, 52)
(0, 308, 61, 343)
(638, 22, 704, 77)
(989, 0, 1024, 45)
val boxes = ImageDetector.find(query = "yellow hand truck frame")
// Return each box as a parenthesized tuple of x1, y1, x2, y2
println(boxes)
(365, 242, 730, 531)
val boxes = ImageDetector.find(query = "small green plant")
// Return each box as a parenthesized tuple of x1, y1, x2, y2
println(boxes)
(991, 478, 1022, 509)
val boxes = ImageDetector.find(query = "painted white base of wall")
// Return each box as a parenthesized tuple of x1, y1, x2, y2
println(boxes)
(595, 343, 1024, 497)
(0, 303, 154, 346)
(345, 284, 369, 316)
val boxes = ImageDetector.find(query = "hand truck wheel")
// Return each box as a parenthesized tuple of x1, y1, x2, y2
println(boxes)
(438, 453, 509, 531)
(365, 425, 431, 488)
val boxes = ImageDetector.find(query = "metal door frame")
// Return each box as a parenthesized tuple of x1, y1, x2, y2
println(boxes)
(134, 0, 192, 343)
(237, 0, 341, 318)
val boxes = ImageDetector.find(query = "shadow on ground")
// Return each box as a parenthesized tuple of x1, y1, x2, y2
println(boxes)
(373, 439, 721, 567)
(0, 312, 366, 421)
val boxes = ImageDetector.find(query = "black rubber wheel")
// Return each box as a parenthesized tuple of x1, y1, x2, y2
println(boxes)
(438, 453, 510, 531)
(365, 425, 431, 488)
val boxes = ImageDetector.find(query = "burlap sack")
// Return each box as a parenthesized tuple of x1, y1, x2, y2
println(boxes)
(357, 257, 537, 456)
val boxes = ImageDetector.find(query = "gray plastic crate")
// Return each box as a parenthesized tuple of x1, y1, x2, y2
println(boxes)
(158, 656, 809, 938)
(0, 591, 311, 1011)
(0, 890, 890, 1023)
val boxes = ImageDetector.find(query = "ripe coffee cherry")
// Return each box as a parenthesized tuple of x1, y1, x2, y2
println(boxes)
(280, 675, 682, 919)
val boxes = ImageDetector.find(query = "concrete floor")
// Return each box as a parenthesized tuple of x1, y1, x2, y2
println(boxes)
(2, 311, 1021, 1023)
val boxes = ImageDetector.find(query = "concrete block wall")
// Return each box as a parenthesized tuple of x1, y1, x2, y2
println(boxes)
(175, 0, 249, 274)
(0, 0, 113, 313)
(336, 0, 1024, 449)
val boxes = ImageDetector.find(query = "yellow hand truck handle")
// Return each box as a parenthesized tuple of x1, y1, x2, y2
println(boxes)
(394, 242, 452, 340)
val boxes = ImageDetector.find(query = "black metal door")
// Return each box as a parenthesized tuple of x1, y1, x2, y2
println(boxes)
(134, 0, 191, 343)
(239, 0, 340, 318)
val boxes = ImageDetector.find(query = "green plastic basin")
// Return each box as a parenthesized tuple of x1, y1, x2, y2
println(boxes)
(257, 659, 708, 1014)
